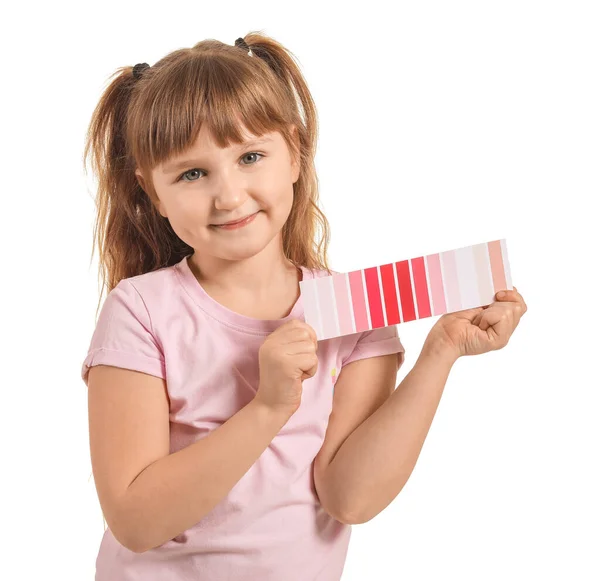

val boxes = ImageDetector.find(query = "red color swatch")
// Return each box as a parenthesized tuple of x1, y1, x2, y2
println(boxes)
(395, 260, 416, 322)
(364, 267, 385, 328)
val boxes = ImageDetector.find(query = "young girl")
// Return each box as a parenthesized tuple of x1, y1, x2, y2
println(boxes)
(81, 32, 527, 581)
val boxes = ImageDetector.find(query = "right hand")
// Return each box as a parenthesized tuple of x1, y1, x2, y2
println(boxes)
(254, 319, 319, 417)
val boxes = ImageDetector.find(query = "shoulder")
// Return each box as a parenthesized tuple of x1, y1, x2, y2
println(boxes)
(124, 259, 182, 296)
(106, 257, 186, 316)
(96, 258, 187, 336)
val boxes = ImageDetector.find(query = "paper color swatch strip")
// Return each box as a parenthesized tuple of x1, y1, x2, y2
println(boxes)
(300, 239, 513, 340)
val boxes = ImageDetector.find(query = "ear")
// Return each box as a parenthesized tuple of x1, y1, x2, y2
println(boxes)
(135, 169, 167, 218)
(135, 169, 145, 190)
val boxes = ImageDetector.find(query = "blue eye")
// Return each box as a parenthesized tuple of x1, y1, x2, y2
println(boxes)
(177, 152, 265, 183)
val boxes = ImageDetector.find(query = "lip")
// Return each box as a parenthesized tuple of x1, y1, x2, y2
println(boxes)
(212, 211, 259, 229)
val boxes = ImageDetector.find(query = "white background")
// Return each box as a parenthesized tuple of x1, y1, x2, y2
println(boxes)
(2, 0, 598, 579)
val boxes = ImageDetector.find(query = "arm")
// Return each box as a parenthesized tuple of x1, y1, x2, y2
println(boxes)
(88, 365, 290, 554)
(321, 341, 458, 524)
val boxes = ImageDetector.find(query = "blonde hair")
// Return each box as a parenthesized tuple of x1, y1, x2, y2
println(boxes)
(83, 31, 331, 320)
(82, 32, 331, 533)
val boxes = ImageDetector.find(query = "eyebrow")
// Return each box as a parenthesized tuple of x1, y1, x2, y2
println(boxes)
(162, 138, 274, 174)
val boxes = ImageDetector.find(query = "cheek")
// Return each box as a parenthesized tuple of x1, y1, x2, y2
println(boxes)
(171, 196, 210, 221)
(166, 200, 213, 238)
(263, 183, 294, 213)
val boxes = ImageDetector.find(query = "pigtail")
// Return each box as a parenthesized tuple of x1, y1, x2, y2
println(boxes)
(82, 65, 192, 320)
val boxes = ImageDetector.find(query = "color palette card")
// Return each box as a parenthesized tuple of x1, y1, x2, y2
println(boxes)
(300, 239, 513, 341)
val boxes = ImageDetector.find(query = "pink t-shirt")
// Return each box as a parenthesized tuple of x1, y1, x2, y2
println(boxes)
(81, 254, 405, 581)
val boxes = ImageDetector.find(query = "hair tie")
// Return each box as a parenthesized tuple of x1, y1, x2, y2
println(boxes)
(132, 62, 150, 80)
(234, 37, 250, 53)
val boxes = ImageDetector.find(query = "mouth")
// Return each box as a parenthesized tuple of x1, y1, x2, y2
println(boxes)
(211, 211, 260, 229)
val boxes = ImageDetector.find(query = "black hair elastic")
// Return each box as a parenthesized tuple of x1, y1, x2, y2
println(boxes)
(132, 62, 150, 80)
(234, 37, 250, 52)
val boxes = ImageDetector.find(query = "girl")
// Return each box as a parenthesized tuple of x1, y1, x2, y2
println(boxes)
(81, 32, 527, 581)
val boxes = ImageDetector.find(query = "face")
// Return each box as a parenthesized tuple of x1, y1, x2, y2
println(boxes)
(136, 123, 300, 264)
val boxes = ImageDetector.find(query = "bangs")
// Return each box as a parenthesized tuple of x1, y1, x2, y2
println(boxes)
(127, 50, 294, 172)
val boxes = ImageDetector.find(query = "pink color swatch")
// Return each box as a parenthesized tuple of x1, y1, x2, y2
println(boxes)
(299, 239, 513, 340)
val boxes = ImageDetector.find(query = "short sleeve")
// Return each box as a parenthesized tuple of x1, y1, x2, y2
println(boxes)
(341, 325, 406, 370)
(81, 279, 165, 386)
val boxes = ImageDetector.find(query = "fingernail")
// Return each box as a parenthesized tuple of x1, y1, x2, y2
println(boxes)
(497, 291, 506, 298)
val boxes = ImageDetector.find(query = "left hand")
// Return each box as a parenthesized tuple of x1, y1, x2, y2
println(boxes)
(426, 286, 528, 359)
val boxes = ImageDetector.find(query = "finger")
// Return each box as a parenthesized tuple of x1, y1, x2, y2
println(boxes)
(305, 359, 319, 378)
(496, 287, 525, 307)
(298, 353, 319, 377)
(302, 323, 318, 348)
(298, 325, 319, 349)
(285, 340, 318, 355)
(284, 320, 317, 341)
(496, 290, 517, 301)
(510, 287, 525, 305)
(489, 303, 525, 330)
(495, 294, 527, 319)
(481, 302, 512, 318)
(479, 306, 512, 332)
(512, 287, 527, 313)
(478, 312, 493, 331)
(284, 332, 318, 349)
(280, 323, 314, 341)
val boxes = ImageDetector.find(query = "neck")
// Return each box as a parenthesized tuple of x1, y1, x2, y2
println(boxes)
(188, 236, 300, 296)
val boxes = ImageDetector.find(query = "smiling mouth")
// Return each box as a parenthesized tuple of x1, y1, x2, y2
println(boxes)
(211, 211, 260, 229)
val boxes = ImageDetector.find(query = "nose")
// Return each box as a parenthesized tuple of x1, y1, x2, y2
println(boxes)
(213, 172, 248, 211)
